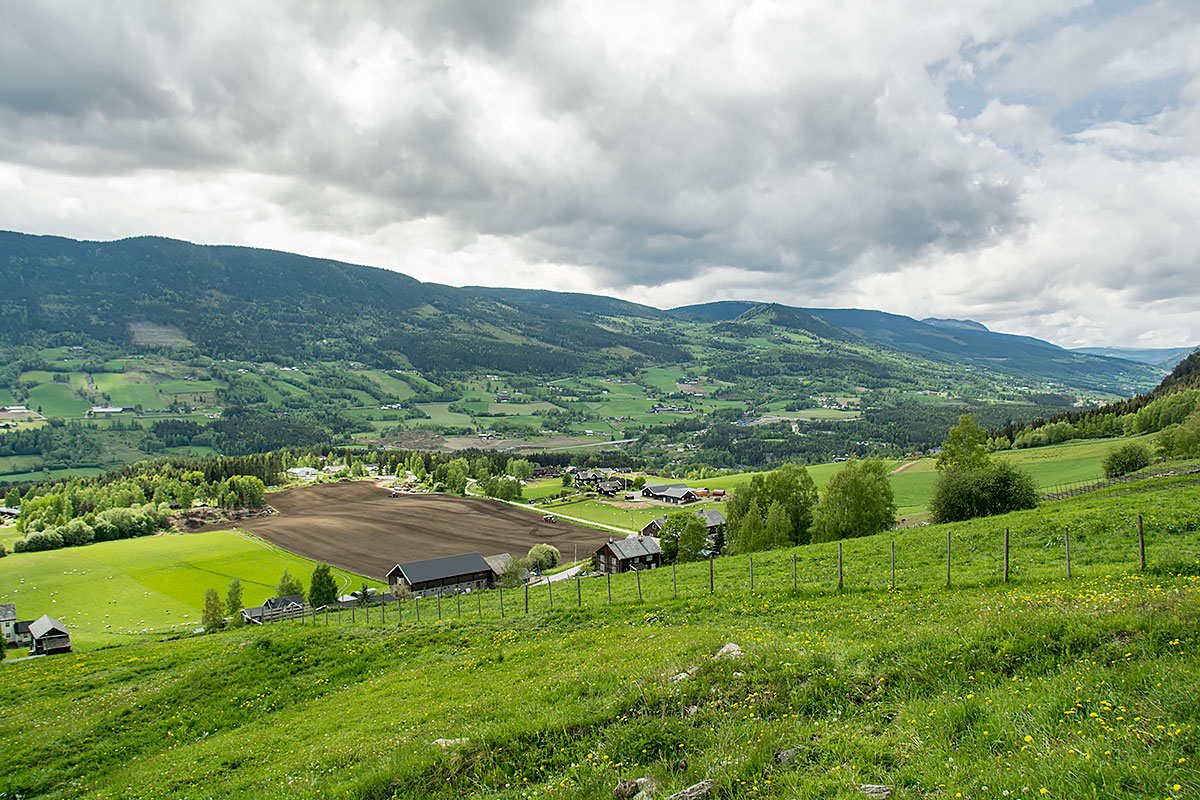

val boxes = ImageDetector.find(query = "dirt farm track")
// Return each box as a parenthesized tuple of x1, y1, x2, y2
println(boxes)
(238, 481, 614, 580)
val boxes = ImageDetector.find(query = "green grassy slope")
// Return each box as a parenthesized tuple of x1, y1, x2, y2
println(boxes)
(0, 531, 384, 649)
(1, 485, 1198, 799)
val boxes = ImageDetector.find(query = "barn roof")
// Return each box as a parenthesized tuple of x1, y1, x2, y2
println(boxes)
(29, 615, 68, 639)
(603, 536, 661, 560)
(390, 552, 492, 585)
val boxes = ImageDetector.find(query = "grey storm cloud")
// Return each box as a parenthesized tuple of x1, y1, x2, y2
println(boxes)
(0, 0, 1198, 347)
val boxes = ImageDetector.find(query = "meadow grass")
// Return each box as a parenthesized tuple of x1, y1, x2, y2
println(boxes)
(0, 531, 384, 649)
(1, 489, 1196, 798)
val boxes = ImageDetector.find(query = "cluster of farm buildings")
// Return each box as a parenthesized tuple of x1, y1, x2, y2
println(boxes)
(1, 603, 71, 656)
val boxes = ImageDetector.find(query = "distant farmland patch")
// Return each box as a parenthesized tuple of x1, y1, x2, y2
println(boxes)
(240, 481, 613, 578)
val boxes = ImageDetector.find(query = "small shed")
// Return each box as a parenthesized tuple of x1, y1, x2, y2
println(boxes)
(593, 536, 662, 574)
(28, 615, 71, 655)
(387, 552, 494, 597)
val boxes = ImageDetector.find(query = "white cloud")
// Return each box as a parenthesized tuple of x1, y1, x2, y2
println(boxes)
(0, 0, 1197, 347)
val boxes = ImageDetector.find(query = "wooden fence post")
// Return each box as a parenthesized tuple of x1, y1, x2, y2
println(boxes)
(477, 591, 482, 616)
(837, 542, 843, 591)
(1004, 528, 1010, 583)
(325, 607, 328, 625)
(1138, 514, 1146, 570)
(525, 584, 529, 614)
(381, 602, 386, 624)
(709, 555, 715, 594)
(890, 540, 895, 590)
(607, 572, 612, 604)
(437, 593, 441, 619)
(548, 579, 553, 610)
(416, 597, 420, 622)
(946, 531, 952, 588)
(636, 569, 642, 602)
(1065, 526, 1072, 579)
(499, 588, 504, 618)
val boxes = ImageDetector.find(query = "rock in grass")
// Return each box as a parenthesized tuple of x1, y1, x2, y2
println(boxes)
(665, 779, 715, 800)
(614, 779, 640, 799)
(432, 738, 468, 749)
(773, 747, 798, 766)
(860, 785, 893, 799)
(713, 643, 743, 659)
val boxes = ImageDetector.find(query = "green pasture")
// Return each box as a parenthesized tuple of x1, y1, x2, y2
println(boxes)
(0, 454, 43, 475)
(0, 388, 15, 406)
(0, 467, 107, 486)
(25, 382, 90, 417)
(414, 403, 473, 427)
(90, 372, 166, 409)
(487, 401, 560, 415)
(158, 379, 222, 395)
(355, 370, 416, 400)
(0, 530, 383, 648)
(997, 435, 1157, 487)
(642, 365, 687, 393)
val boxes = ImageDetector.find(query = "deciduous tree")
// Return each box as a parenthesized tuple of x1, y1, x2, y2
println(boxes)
(812, 459, 896, 542)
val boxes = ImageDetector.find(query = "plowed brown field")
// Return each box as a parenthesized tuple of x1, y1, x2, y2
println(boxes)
(238, 481, 613, 579)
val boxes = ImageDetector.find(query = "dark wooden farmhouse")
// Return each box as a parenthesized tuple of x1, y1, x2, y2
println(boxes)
(640, 508, 726, 538)
(593, 536, 662, 574)
(641, 483, 699, 504)
(28, 615, 71, 655)
(387, 552, 494, 597)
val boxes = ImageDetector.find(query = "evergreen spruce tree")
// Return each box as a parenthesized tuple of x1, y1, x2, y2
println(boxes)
(308, 563, 339, 608)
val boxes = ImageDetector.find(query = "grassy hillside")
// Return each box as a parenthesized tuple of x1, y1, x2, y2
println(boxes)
(1, 484, 1198, 799)
(0, 531, 384, 649)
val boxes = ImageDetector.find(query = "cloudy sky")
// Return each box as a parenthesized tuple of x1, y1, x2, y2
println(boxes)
(2, 1, 1197, 348)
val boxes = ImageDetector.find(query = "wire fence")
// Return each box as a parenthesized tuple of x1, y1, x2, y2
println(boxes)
(254, 512, 1200, 631)
(1037, 461, 1200, 501)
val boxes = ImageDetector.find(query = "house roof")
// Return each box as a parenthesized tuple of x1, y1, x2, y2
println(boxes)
(29, 615, 68, 639)
(389, 552, 492, 585)
(263, 595, 305, 611)
(15, 620, 32, 634)
(603, 536, 661, 560)
(644, 483, 696, 500)
(698, 509, 726, 527)
(0, 602, 15, 622)
(483, 553, 514, 575)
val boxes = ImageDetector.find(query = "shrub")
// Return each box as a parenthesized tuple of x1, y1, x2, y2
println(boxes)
(930, 462, 1038, 523)
(526, 543, 560, 572)
(1103, 441, 1152, 478)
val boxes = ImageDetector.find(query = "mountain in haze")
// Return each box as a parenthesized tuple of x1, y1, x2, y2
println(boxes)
(1071, 345, 1197, 371)
(0, 231, 684, 373)
(800, 307, 1163, 390)
(921, 317, 990, 333)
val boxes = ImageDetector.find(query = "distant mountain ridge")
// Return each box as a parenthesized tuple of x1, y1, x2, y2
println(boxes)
(0, 230, 1167, 392)
(1072, 345, 1197, 371)
(0, 231, 685, 373)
